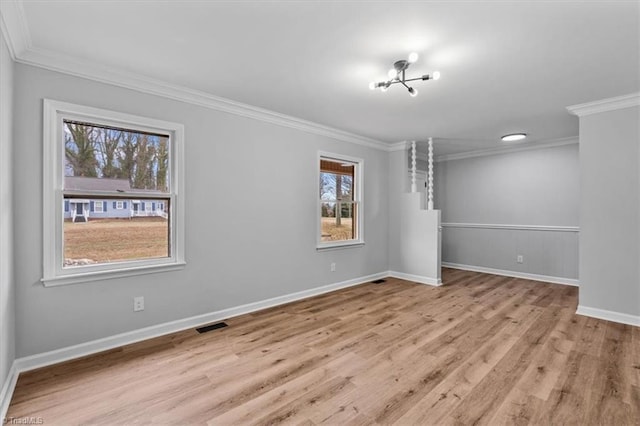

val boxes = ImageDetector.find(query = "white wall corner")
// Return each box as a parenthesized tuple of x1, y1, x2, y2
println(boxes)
(0, 0, 31, 60)
(0, 361, 18, 421)
(576, 305, 640, 327)
(388, 271, 442, 286)
(567, 92, 640, 117)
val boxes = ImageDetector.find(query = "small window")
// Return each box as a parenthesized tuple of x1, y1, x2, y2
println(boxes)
(43, 100, 185, 286)
(318, 153, 363, 249)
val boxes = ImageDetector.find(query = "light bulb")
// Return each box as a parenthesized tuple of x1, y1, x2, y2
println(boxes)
(409, 87, 418, 97)
(408, 52, 419, 63)
(388, 68, 398, 79)
(369, 82, 376, 90)
(432, 71, 441, 80)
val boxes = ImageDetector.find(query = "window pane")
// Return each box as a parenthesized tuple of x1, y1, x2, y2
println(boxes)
(63, 197, 169, 267)
(63, 120, 170, 193)
(320, 159, 355, 202)
(320, 202, 356, 242)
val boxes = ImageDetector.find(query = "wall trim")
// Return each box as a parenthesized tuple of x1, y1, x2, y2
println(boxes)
(21, 47, 390, 151)
(388, 141, 410, 152)
(0, 0, 30, 61)
(388, 271, 442, 286)
(0, 1, 390, 152)
(442, 262, 579, 287)
(441, 222, 580, 233)
(0, 362, 18, 421)
(435, 136, 579, 162)
(567, 92, 640, 117)
(13, 272, 387, 373)
(576, 305, 640, 327)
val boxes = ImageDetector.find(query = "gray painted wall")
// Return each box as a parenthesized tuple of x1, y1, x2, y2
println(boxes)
(434, 143, 580, 279)
(0, 30, 15, 390)
(579, 106, 640, 316)
(388, 149, 408, 273)
(13, 63, 389, 357)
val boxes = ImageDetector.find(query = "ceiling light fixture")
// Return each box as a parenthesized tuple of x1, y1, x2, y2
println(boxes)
(369, 52, 440, 97)
(501, 133, 527, 142)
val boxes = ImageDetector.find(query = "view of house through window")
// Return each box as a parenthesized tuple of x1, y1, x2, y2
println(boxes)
(63, 120, 170, 266)
(320, 158, 358, 242)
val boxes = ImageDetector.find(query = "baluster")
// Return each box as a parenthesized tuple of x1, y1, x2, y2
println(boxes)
(427, 137, 434, 210)
(411, 140, 417, 193)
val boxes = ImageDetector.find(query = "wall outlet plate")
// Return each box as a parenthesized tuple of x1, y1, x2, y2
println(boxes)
(517, 255, 524, 264)
(133, 296, 144, 312)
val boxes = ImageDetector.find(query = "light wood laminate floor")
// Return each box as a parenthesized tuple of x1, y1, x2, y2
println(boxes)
(7, 269, 640, 425)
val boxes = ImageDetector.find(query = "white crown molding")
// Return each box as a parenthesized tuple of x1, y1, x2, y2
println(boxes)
(442, 262, 579, 287)
(435, 136, 579, 162)
(0, 0, 391, 153)
(0, 0, 31, 60)
(567, 93, 640, 117)
(388, 141, 410, 152)
(576, 305, 640, 327)
(442, 222, 580, 233)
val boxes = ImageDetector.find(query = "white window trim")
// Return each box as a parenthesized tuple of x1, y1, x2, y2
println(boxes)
(317, 151, 364, 250)
(116, 201, 124, 210)
(94, 201, 104, 213)
(43, 99, 186, 286)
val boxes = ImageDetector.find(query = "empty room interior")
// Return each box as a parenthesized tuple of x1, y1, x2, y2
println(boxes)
(1, 1, 639, 424)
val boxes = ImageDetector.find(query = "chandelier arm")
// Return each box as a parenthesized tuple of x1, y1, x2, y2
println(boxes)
(403, 76, 429, 83)
(399, 80, 412, 90)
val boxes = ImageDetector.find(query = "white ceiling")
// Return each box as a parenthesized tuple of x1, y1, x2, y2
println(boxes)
(3, 1, 639, 155)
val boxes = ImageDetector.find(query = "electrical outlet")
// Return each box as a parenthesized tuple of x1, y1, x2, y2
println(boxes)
(133, 296, 144, 312)
(517, 255, 524, 264)
(330, 262, 336, 272)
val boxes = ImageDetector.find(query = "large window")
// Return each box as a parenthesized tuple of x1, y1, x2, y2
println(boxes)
(318, 153, 363, 249)
(43, 100, 185, 286)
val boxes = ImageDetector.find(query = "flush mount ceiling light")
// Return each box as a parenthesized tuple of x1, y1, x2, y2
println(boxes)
(369, 52, 440, 97)
(501, 133, 527, 142)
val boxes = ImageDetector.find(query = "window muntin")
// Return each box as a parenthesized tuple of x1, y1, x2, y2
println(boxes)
(43, 100, 185, 285)
(318, 154, 363, 249)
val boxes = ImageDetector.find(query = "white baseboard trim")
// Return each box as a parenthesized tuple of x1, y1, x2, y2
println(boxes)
(442, 262, 579, 287)
(0, 362, 18, 421)
(576, 305, 640, 327)
(388, 271, 442, 286)
(14, 272, 387, 374)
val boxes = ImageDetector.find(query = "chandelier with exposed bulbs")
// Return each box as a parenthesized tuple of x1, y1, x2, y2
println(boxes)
(369, 52, 440, 97)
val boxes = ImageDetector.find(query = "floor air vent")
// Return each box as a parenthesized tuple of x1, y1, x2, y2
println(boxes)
(196, 322, 228, 334)
(371, 279, 386, 284)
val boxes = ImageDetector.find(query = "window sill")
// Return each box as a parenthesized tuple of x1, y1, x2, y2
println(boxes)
(42, 261, 186, 287)
(316, 241, 365, 251)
